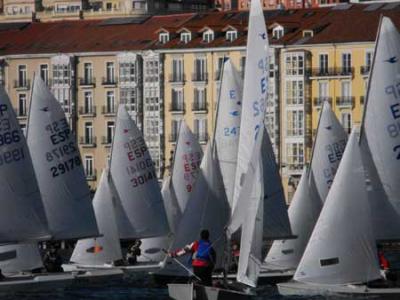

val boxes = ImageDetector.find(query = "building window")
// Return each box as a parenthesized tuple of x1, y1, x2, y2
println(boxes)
(106, 91, 115, 113)
(202, 30, 214, 43)
(341, 53, 352, 74)
(18, 65, 27, 87)
(194, 119, 208, 142)
(215, 57, 224, 80)
(172, 59, 184, 82)
(106, 62, 115, 83)
(84, 122, 94, 144)
(341, 111, 352, 134)
(226, 30, 237, 42)
(193, 57, 207, 81)
(193, 88, 206, 111)
(273, 26, 284, 39)
(285, 54, 304, 76)
(52, 64, 70, 85)
(287, 110, 304, 136)
(363, 51, 373, 74)
(287, 143, 304, 170)
(120, 88, 136, 111)
(106, 121, 115, 144)
(40, 64, 49, 85)
(84, 155, 94, 177)
(83, 63, 93, 85)
(119, 62, 136, 83)
(145, 60, 159, 83)
(341, 81, 351, 98)
(318, 81, 329, 98)
(171, 89, 184, 111)
(84, 91, 93, 114)
(286, 80, 304, 105)
(170, 119, 181, 142)
(240, 56, 246, 78)
(159, 32, 169, 44)
(319, 54, 328, 74)
(180, 32, 191, 44)
(18, 93, 27, 116)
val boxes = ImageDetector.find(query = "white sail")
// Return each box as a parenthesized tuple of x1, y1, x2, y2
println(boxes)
(161, 175, 181, 234)
(0, 243, 43, 274)
(294, 127, 380, 285)
(110, 104, 169, 239)
(70, 169, 122, 265)
(231, 0, 269, 216)
(310, 101, 347, 203)
(171, 121, 203, 215)
(265, 101, 346, 269)
(215, 59, 243, 209)
(361, 16, 400, 238)
(27, 76, 98, 240)
(161, 144, 230, 276)
(0, 86, 50, 243)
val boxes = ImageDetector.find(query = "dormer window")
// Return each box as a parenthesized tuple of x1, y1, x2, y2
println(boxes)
(272, 26, 284, 39)
(203, 30, 214, 43)
(159, 32, 169, 44)
(180, 32, 191, 44)
(302, 30, 313, 38)
(226, 30, 237, 42)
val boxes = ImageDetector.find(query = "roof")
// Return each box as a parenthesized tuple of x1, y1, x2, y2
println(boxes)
(0, 4, 399, 56)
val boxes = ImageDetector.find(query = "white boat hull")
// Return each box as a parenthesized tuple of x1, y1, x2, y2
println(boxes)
(168, 283, 254, 300)
(278, 281, 400, 297)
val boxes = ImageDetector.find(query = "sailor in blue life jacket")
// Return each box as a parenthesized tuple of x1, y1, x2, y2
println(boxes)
(170, 229, 216, 286)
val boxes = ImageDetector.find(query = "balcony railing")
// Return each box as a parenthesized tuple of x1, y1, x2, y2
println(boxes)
(336, 96, 355, 107)
(194, 132, 208, 143)
(168, 74, 185, 83)
(192, 73, 208, 82)
(169, 103, 185, 113)
(169, 133, 178, 142)
(313, 97, 332, 107)
(360, 65, 371, 75)
(192, 101, 207, 112)
(102, 76, 118, 85)
(102, 105, 117, 115)
(14, 107, 27, 117)
(79, 106, 96, 116)
(79, 77, 96, 87)
(14, 79, 30, 90)
(101, 135, 113, 145)
(79, 136, 97, 147)
(310, 67, 354, 78)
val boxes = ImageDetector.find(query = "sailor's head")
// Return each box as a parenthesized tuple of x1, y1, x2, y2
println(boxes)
(200, 229, 210, 240)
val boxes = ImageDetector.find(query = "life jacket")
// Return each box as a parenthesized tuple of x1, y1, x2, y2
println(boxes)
(192, 240, 213, 267)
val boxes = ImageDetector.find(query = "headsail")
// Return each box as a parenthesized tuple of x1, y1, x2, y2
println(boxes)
(294, 127, 380, 285)
(110, 104, 169, 239)
(0, 86, 50, 243)
(0, 243, 43, 274)
(70, 169, 123, 265)
(215, 59, 243, 209)
(361, 16, 400, 240)
(27, 76, 98, 240)
(231, 0, 269, 217)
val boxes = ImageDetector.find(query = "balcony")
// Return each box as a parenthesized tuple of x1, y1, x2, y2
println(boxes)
(14, 79, 30, 90)
(168, 74, 185, 83)
(102, 105, 117, 116)
(14, 107, 27, 118)
(101, 136, 113, 146)
(336, 96, 355, 108)
(79, 106, 96, 117)
(194, 132, 208, 144)
(313, 97, 332, 107)
(169, 103, 185, 113)
(79, 136, 97, 148)
(102, 76, 118, 86)
(85, 169, 97, 181)
(360, 65, 371, 76)
(79, 77, 96, 87)
(192, 73, 208, 82)
(169, 133, 178, 143)
(192, 101, 207, 113)
(309, 67, 354, 79)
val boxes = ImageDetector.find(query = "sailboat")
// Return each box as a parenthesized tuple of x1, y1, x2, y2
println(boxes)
(169, 0, 292, 297)
(138, 121, 203, 267)
(278, 16, 400, 297)
(262, 101, 347, 282)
